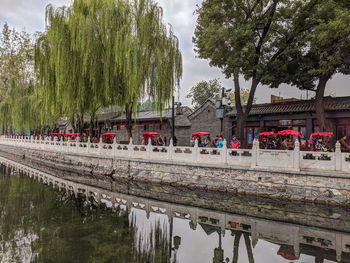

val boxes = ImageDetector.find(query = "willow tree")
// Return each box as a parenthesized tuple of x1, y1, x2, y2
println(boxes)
(35, 0, 182, 138)
(0, 23, 37, 134)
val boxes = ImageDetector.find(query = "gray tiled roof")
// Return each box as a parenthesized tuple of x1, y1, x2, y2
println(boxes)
(112, 110, 172, 121)
(227, 96, 350, 116)
(99, 112, 121, 122)
(111, 106, 193, 122)
(175, 114, 191, 127)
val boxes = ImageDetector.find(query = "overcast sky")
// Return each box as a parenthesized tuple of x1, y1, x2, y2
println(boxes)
(1, 0, 349, 106)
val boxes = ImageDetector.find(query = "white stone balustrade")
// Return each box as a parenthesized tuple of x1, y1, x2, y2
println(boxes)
(1, 136, 350, 173)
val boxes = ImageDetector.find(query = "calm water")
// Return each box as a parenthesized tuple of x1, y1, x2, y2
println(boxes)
(0, 168, 349, 263)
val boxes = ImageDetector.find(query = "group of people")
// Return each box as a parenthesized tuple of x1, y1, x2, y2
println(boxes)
(49, 134, 105, 144)
(308, 134, 350, 152)
(259, 136, 295, 150)
(141, 135, 167, 146)
(258, 134, 350, 152)
(16, 131, 350, 153)
(190, 135, 241, 149)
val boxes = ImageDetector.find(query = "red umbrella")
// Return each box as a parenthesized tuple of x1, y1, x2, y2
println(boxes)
(51, 132, 63, 136)
(103, 133, 116, 137)
(308, 132, 333, 144)
(277, 245, 299, 260)
(192, 132, 210, 137)
(277, 130, 302, 137)
(143, 132, 161, 141)
(103, 132, 117, 143)
(258, 132, 277, 142)
(277, 251, 298, 260)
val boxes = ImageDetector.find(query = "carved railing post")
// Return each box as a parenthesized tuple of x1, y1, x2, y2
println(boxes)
(40, 135, 43, 150)
(86, 136, 91, 153)
(335, 141, 342, 171)
(76, 136, 79, 153)
(168, 138, 174, 160)
(99, 137, 103, 155)
(193, 139, 199, 163)
(146, 138, 152, 159)
(113, 136, 117, 156)
(59, 137, 63, 152)
(293, 139, 300, 171)
(251, 139, 258, 168)
(221, 139, 228, 164)
(128, 138, 133, 157)
(68, 137, 71, 153)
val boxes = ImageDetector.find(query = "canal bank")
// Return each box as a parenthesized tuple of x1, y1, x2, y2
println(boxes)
(0, 143, 350, 206)
(2, 161, 350, 263)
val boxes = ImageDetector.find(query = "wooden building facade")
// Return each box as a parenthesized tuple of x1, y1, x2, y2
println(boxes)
(227, 96, 350, 148)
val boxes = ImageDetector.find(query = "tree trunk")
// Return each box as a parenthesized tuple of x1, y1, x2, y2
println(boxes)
(234, 75, 259, 148)
(88, 107, 100, 137)
(233, 232, 242, 263)
(243, 233, 255, 263)
(78, 113, 84, 135)
(236, 114, 247, 149)
(70, 115, 76, 133)
(315, 76, 330, 132)
(89, 119, 94, 137)
(125, 104, 133, 141)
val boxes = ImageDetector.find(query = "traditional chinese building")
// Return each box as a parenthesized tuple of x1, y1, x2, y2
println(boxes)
(55, 96, 350, 148)
(227, 96, 350, 148)
(104, 106, 193, 144)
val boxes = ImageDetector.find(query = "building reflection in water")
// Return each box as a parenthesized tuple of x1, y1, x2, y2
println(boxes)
(0, 160, 350, 263)
(129, 197, 349, 263)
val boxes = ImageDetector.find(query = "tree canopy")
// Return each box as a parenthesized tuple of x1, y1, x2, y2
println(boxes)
(0, 23, 37, 133)
(186, 78, 257, 110)
(229, 89, 257, 106)
(193, 0, 315, 147)
(35, 0, 182, 137)
(186, 79, 221, 109)
(263, 0, 350, 131)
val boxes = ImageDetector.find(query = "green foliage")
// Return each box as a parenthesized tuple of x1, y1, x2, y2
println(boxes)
(263, 0, 350, 90)
(228, 89, 257, 105)
(193, 0, 313, 146)
(0, 24, 38, 133)
(35, 0, 182, 135)
(260, 0, 350, 131)
(0, 172, 172, 263)
(186, 79, 221, 109)
(193, 0, 312, 81)
(139, 99, 156, 111)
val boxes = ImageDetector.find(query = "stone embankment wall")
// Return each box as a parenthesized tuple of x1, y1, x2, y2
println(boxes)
(0, 144, 350, 206)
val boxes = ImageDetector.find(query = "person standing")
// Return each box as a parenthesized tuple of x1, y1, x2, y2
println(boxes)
(230, 135, 240, 156)
(157, 135, 164, 146)
(216, 136, 223, 148)
(204, 136, 211, 148)
(260, 137, 268, 149)
(190, 136, 195, 147)
(340, 135, 350, 152)
(315, 138, 323, 152)
(230, 135, 240, 149)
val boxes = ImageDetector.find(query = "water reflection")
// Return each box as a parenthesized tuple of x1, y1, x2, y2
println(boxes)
(0, 163, 349, 263)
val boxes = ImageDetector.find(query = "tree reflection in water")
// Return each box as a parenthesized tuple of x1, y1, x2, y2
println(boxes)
(0, 165, 345, 263)
(0, 171, 173, 263)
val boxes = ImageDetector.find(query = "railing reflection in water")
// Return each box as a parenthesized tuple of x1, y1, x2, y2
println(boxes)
(1, 156, 350, 263)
